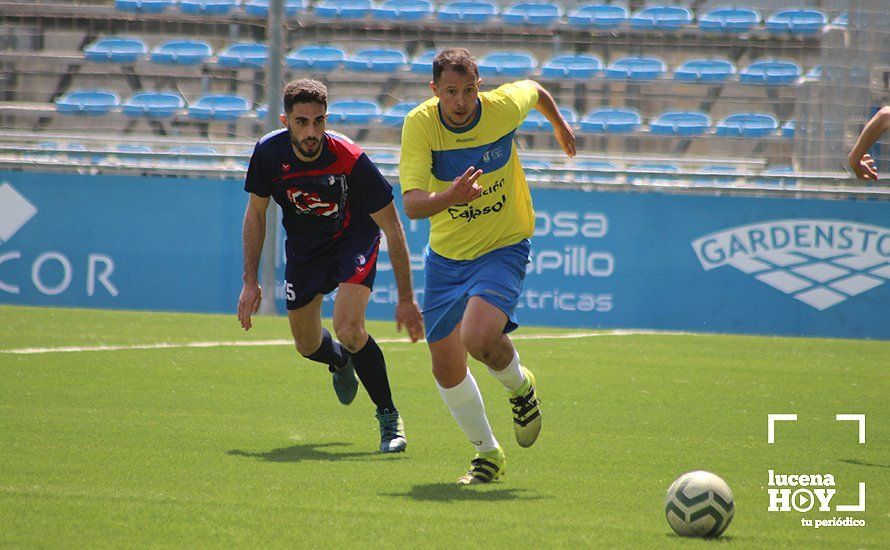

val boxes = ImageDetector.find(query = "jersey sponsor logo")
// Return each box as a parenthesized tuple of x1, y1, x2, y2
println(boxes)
(692, 219, 890, 310)
(447, 194, 507, 223)
(356, 254, 367, 266)
(286, 188, 338, 217)
(281, 163, 291, 173)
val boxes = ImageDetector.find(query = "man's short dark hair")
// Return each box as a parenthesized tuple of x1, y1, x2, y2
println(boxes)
(283, 79, 328, 113)
(432, 48, 479, 84)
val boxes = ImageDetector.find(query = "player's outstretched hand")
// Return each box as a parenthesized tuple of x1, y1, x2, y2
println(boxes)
(448, 166, 484, 205)
(849, 153, 878, 180)
(237, 282, 262, 331)
(396, 299, 424, 343)
(554, 118, 576, 158)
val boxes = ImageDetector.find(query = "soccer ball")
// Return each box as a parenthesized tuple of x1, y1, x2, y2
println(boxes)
(664, 470, 734, 538)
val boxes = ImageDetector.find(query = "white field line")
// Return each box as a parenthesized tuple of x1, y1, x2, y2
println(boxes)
(0, 330, 685, 355)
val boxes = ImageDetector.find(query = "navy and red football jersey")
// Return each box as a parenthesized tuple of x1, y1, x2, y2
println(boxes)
(244, 129, 393, 262)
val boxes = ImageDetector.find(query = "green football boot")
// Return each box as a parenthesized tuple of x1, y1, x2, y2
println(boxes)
(457, 447, 506, 485)
(509, 366, 541, 448)
(375, 408, 407, 453)
(329, 356, 358, 405)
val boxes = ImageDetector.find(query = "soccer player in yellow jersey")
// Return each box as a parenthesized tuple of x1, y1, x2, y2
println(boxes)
(399, 48, 576, 484)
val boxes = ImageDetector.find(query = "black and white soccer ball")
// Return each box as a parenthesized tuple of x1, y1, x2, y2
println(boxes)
(664, 470, 734, 538)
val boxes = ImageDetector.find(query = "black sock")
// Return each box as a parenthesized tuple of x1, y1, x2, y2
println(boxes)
(351, 335, 395, 412)
(303, 328, 348, 370)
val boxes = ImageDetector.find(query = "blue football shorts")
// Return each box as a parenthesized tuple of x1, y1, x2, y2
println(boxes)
(285, 231, 380, 310)
(422, 239, 531, 343)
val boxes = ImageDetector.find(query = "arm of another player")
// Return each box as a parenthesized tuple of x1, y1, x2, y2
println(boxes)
(369, 202, 424, 342)
(528, 80, 576, 158)
(848, 106, 890, 180)
(238, 192, 270, 330)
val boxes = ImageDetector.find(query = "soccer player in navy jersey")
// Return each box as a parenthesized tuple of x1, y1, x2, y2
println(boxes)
(237, 79, 424, 453)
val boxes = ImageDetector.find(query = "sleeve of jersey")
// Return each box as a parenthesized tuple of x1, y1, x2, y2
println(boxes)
(244, 143, 272, 197)
(351, 154, 394, 215)
(493, 81, 539, 127)
(399, 113, 433, 194)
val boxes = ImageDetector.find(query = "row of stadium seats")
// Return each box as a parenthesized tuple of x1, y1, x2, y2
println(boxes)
(113, 0, 845, 36)
(19, 141, 797, 186)
(83, 39, 817, 86)
(52, 89, 795, 138)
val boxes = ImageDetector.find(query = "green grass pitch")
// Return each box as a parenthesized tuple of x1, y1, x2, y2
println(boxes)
(0, 305, 887, 548)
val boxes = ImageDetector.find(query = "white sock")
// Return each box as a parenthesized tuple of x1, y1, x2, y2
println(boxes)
(437, 369, 499, 452)
(486, 351, 526, 392)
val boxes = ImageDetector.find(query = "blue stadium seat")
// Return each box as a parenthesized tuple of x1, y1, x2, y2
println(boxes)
(345, 48, 408, 73)
(580, 108, 641, 134)
(757, 166, 797, 187)
(605, 56, 666, 80)
(521, 159, 551, 173)
(739, 59, 802, 86)
(372, 0, 434, 21)
(673, 58, 736, 83)
(188, 94, 251, 120)
(833, 13, 848, 27)
(151, 40, 212, 65)
(782, 119, 795, 138)
(115, 0, 174, 14)
(520, 107, 578, 132)
(502, 2, 563, 27)
(568, 4, 627, 29)
(116, 144, 153, 159)
(286, 45, 346, 71)
(243, 0, 305, 17)
(122, 92, 185, 119)
(56, 90, 120, 116)
(630, 6, 692, 30)
(698, 7, 761, 33)
(410, 50, 436, 74)
(541, 54, 602, 79)
(438, 1, 498, 24)
(218, 43, 268, 68)
(693, 165, 738, 185)
(314, 0, 372, 19)
(169, 146, 220, 165)
(84, 37, 147, 63)
(766, 9, 827, 35)
(478, 51, 537, 78)
(381, 102, 419, 126)
(716, 113, 779, 138)
(327, 99, 381, 125)
(573, 161, 617, 183)
(649, 111, 711, 136)
(178, 0, 240, 16)
(627, 163, 679, 184)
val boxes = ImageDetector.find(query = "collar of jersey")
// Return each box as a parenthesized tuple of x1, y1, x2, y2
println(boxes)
(438, 99, 482, 134)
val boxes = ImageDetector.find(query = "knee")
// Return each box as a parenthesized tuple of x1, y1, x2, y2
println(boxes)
(460, 327, 499, 363)
(333, 319, 367, 353)
(432, 361, 466, 389)
(294, 337, 320, 358)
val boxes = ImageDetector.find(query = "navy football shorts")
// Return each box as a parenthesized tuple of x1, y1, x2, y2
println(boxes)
(285, 231, 380, 310)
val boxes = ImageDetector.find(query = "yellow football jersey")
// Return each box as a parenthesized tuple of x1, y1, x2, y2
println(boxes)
(400, 80, 539, 260)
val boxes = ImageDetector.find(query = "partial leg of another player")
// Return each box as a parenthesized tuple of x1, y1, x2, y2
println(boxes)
(430, 325, 506, 484)
(334, 283, 406, 453)
(462, 297, 541, 448)
(288, 295, 358, 405)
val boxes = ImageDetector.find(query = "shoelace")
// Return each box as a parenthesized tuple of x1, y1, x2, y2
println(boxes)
(377, 411, 400, 440)
(509, 389, 539, 418)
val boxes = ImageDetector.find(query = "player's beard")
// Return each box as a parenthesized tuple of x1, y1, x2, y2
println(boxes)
(291, 135, 321, 159)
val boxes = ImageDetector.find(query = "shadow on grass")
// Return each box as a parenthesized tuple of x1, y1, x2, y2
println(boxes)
(840, 458, 890, 469)
(227, 442, 386, 463)
(383, 482, 551, 502)
(664, 533, 736, 543)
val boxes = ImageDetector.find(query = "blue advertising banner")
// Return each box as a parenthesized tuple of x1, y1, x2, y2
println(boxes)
(2, 170, 888, 339)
